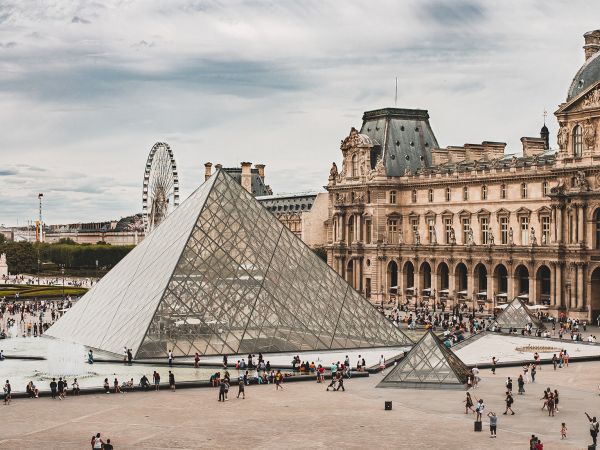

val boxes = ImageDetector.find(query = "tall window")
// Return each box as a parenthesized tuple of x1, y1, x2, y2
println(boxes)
(365, 218, 372, 244)
(542, 216, 550, 244)
(500, 184, 506, 199)
(428, 189, 433, 203)
(366, 191, 371, 203)
(411, 189, 417, 203)
(481, 217, 489, 244)
(463, 186, 469, 201)
(445, 187, 451, 202)
(573, 124, 583, 157)
(387, 219, 398, 244)
(500, 217, 509, 244)
(411, 218, 418, 234)
(481, 185, 488, 200)
(542, 181, 549, 196)
(389, 190, 397, 204)
(462, 218, 471, 244)
(444, 218, 452, 244)
(347, 217, 354, 243)
(520, 217, 529, 245)
(351, 155, 358, 177)
(428, 218, 435, 243)
(521, 182, 528, 199)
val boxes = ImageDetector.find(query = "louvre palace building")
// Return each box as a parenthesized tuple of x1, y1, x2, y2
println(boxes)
(326, 30, 600, 321)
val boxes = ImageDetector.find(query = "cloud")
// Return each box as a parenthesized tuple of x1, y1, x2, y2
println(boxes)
(0, 0, 599, 225)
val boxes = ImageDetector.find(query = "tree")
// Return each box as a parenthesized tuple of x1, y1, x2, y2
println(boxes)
(0, 234, 6, 244)
(0, 241, 37, 274)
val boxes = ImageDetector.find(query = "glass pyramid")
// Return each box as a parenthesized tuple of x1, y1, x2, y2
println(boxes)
(492, 298, 545, 331)
(47, 170, 411, 358)
(377, 330, 471, 390)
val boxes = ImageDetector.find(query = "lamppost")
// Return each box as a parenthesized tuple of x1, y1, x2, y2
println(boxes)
(37, 258, 40, 285)
(95, 259, 99, 281)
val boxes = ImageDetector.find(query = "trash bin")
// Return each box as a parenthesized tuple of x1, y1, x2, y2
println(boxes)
(385, 401, 392, 410)
(474, 421, 482, 432)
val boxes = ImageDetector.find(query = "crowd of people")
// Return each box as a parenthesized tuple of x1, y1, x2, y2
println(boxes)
(1, 274, 97, 288)
(0, 298, 74, 339)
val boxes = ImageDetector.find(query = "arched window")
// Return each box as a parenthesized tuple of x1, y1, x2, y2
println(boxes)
(445, 187, 451, 202)
(411, 189, 417, 203)
(481, 185, 488, 200)
(500, 184, 506, 199)
(428, 189, 433, 203)
(463, 186, 469, 201)
(351, 155, 358, 177)
(573, 125, 583, 157)
(521, 182, 528, 199)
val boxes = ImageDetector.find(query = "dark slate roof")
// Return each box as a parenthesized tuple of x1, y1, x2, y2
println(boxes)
(360, 108, 439, 176)
(221, 168, 272, 196)
(567, 51, 600, 101)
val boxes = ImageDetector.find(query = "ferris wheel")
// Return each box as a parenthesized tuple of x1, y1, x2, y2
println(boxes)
(142, 142, 180, 233)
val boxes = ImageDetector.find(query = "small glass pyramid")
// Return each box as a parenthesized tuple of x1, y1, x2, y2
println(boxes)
(48, 170, 411, 358)
(377, 330, 471, 390)
(492, 298, 545, 331)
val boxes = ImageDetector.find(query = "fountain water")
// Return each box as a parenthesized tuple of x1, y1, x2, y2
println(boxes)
(46, 339, 88, 377)
(8, 322, 20, 339)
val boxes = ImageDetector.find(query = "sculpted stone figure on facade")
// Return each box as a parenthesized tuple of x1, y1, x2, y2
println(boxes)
(531, 227, 537, 245)
(582, 87, 600, 109)
(575, 170, 590, 191)
(488, 232, 495, 245)
(449, 227, 456, 244)
(583, 119, 597, 148)
(508, 227, 514, 245)
(414, 229, 420, 245)
(329, 162, 338, 179)
(467, 228, 475, 246)
(398, 228, 404, 244)
(432, 226, 437, 245)
(557, 124, 569, 150)
(340, 127, 362, 150)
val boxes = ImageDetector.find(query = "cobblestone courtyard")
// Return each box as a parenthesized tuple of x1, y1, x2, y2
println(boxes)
(2, 360, 598, 449)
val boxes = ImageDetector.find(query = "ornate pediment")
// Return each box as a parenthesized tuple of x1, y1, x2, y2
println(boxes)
(476, 208, 491, 217)
(536, 206, 552, 218)
(515, 207, 532, 217)
(557, 82, 600, 114)
(340, 127, 375, 151)
(457, 209, 471, 217)
(495, 208, 510, 218)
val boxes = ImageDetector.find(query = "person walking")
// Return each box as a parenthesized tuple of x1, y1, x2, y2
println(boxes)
(237, 378, 245, 399)
(92, 433, 104, 450)
(464, 392, 474, 414)
(504, 391, 515, 415)
(168, 371, 175, 391)
(487, 411, 497, 438)
(275, 369, 284, 390)
(58, 377, 65, 400)
(552, 354, 558, 370)
(585, 412, 599, 447)
(517, 375, 525, 395)
(531, 365, 537, 383)
(560, 422, 567, 440)
(506, 377, 513, 393)
(554, 389, 560, 412)
(547, 393, 555, 417)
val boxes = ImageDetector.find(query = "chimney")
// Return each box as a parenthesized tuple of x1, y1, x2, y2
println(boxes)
(240, 162, 252, 193)
(254, 163, 265, 180)
(215, 163, 222, 170)
(204, 162, 213, 181)
(520, 137, 546, 158)
(584, 30, 600, 61)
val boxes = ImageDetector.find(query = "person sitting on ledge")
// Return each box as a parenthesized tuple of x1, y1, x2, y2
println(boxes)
(103, 378, 110, 394)
(26, 381, 39, 398)
(140, 375, 150, 390)
(125, 378, 134, 391)
(72, 378, 80, 395)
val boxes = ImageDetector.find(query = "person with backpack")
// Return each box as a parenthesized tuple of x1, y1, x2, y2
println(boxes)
(50, 378, 57, 399)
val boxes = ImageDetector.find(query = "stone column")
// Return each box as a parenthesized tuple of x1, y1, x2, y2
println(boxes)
(529, 268, 536, 305)
(448, 263, 456, 307)
(507, 273, 515, 300)
(577, 263, 585, 309)
(486, 271, 494, 308)
(556, 207, 563, 243)
(414, 264, 421, 304)
(555, 263, 562, 308)
(580, 205, 587, 245)
(550, 263, 556, 307)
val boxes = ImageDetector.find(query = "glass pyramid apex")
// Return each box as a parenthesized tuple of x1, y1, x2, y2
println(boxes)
(377, 330, 471, 390)
(48, 170, 411, 358)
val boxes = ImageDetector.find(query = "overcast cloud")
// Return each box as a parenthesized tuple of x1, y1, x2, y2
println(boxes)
(0, 0, 599, 225)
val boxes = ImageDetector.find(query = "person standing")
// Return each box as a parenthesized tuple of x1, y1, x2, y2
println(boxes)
(127, 349, 133, 365)
(487, 411, 497, 438)
(92, 433, 104, 450)
(504, 391, 515, 415)
(552, 354, 558, 371)
(471, 366, 480, 389)
(218, 379, 226, 402)
(554, 389, 560, 412)
(379, 355, 385, 371)
(517, 375, 525, 395)
(585, 412, 599, 447)
(50, 378, 57, 399)
(168, 371, 175, 392)
(153, 371, 160, 391)
(464, 392, 474, 414)
(491, 357, 498, 375)
(547, 393, 555, 417)
(57, 377, 65, 400)
(506, 377, 513, 393)
(3, 380, 10, 405)
(531, 365, 537, 383)
(123, 346, 128, 363)
(475, 398, 485, 422)
(194, 353, 200, 368)
(168, 349, 173, 367)
(560, 422, 567, 440)
(103, 438, 114, 450)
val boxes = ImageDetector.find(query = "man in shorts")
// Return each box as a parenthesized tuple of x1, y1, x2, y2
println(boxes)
(487, 411, 497, 438)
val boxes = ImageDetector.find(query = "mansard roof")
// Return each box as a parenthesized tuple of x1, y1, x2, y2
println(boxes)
(360, 108, 439, 177)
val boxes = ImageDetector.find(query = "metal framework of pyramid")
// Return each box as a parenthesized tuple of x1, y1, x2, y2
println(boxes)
(47, 170, 410, 358)
(492, 298, 545, 331)
(377, 330, 471, 390)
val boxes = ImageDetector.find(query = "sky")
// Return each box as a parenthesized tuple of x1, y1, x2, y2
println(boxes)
(1, 0, 599, 226)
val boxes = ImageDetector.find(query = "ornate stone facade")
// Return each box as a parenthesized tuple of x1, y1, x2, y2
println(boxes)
(326, 30, 600, 321)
